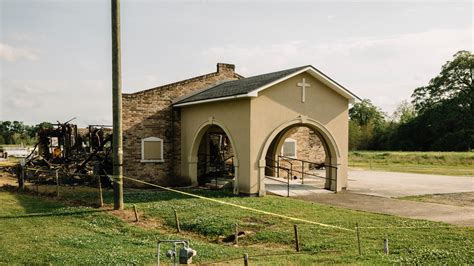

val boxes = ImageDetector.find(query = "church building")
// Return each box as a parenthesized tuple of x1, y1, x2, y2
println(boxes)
(122, 63, 359, 196)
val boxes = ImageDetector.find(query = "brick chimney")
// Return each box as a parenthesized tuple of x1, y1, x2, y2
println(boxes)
(216, 63, 235, 75)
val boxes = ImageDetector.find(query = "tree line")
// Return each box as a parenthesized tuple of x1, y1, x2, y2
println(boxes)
(0, 121, 52, 145)
(2, 51, 472, 151)
(349, 50, 473, 151)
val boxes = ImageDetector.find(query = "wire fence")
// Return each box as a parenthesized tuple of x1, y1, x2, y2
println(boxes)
(14, 166, 463, 233)
(7, 165, 469, 264)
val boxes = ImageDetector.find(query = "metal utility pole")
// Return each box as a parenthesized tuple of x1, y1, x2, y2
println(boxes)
(111, 0, 124, 210)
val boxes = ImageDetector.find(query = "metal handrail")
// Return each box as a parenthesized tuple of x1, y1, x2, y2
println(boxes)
(277, 155, 337, 183)
(278, 155, 338, 169)
(266, 155, 339, 195)
(276, 155, 294, 178)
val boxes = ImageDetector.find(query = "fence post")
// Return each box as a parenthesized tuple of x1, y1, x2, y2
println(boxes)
(19, 164, 25, 190)
(133, 204, 139, 222)
(173, 208, 181, 233)
(243, 253, 249, 266)
(25, 165, 29, 191)
(356, 223, 362, 255)
(55, 170, 60, 198)
(383, 238, 389, 255)
(294, 224, 300, 252)
(98, 176, 104, 207)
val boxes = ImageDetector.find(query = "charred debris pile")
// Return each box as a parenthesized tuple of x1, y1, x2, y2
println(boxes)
(22, 120, 113, 187)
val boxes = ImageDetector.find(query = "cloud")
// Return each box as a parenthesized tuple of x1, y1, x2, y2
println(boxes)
(0, 42, 39, 62)
(201, 27, 473, 113)
(9, 97, 41, 109)
(0, 78, 111, 126)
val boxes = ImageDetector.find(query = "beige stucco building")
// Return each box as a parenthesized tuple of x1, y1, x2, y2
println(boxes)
(123, 64, 358, 196)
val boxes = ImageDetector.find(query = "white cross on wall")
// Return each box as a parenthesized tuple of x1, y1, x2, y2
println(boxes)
(297, 78, 310, 103)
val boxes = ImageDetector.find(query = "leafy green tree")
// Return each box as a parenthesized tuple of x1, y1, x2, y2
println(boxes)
(393, 50, 474, 151)
(349, 99, 385, 127)
(348, 120, 362, 150)
(391, 100, 416, 124)
(0, 121, 52, 145)
(349, 99, 386, 150)
(412, 50, 473, 114)
(35, 122, 53, 130)
(0, 121, 13, 144)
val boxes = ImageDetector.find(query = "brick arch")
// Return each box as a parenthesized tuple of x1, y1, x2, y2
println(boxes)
(188, 118, 240, 194)
(258, 116, 340, 194)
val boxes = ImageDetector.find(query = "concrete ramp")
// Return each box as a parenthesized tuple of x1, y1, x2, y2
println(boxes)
(265, 177, 333, 197)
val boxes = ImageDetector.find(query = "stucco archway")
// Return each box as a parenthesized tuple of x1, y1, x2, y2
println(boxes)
(188, 118, 240, 194)
(258, 116, 340, 195)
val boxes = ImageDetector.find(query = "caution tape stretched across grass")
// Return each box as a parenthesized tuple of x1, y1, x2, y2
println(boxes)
(16, 169, 353, 231)
(21, 168, 456, 231)
(115, 175, 354, 232)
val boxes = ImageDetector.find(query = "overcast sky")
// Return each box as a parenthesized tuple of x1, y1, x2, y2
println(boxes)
(0, 0, 472, 126)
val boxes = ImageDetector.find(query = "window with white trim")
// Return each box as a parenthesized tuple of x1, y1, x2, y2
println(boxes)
(282, 138, 297, 158)
(141, 137, 164, 162)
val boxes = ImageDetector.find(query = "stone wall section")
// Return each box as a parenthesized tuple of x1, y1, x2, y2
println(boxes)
(122, 63, 241, 186)
(280, 127, 326, 179)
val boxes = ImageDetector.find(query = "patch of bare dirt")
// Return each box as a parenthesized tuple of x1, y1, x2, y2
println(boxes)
(0, 171, 18, 186)
(407, 192, 474, 207)
(108, 209, 168, 230)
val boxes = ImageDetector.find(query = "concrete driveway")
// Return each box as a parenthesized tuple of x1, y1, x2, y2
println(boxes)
(268, 170, 474, 225)
(267, 170, 474, 198)
(348, 170, 474, 197)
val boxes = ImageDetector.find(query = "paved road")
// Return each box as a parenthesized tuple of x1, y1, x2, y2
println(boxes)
(347, 170, 474, 197)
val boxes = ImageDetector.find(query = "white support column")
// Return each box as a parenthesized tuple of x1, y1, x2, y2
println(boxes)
(258, 159, 266, 196)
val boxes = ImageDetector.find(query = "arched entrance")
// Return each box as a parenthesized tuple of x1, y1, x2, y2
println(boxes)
(188, 120, 239, 194)
(258, 117, 340, 195)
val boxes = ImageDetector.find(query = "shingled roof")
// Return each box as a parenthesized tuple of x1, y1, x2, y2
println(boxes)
(173, 65, 359, 106)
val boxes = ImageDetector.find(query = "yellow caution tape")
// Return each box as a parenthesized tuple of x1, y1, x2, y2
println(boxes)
(20, 168, 452, 231)
(117, 175, 354, 232)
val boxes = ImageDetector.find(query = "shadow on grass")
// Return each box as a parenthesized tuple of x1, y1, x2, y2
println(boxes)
(0, 208, 113, 219)
(1, 186, 110, 218)
(118, 187, 239, 204)
(2, 180, 241, 210)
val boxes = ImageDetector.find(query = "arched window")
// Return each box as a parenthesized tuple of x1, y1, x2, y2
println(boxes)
(141, 137, 164, 162)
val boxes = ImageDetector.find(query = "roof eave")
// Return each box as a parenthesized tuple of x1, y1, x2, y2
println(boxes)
(174, 65, 361, 107)
(173, 93, 257, 107)
(304, 66, 361, 102)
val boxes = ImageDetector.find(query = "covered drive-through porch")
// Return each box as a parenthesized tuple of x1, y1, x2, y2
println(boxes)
(174, 66, 357, 196)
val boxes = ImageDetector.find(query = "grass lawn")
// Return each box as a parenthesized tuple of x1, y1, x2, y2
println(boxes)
(349, 151, 474, 176)
(0, 185, 473, 264)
